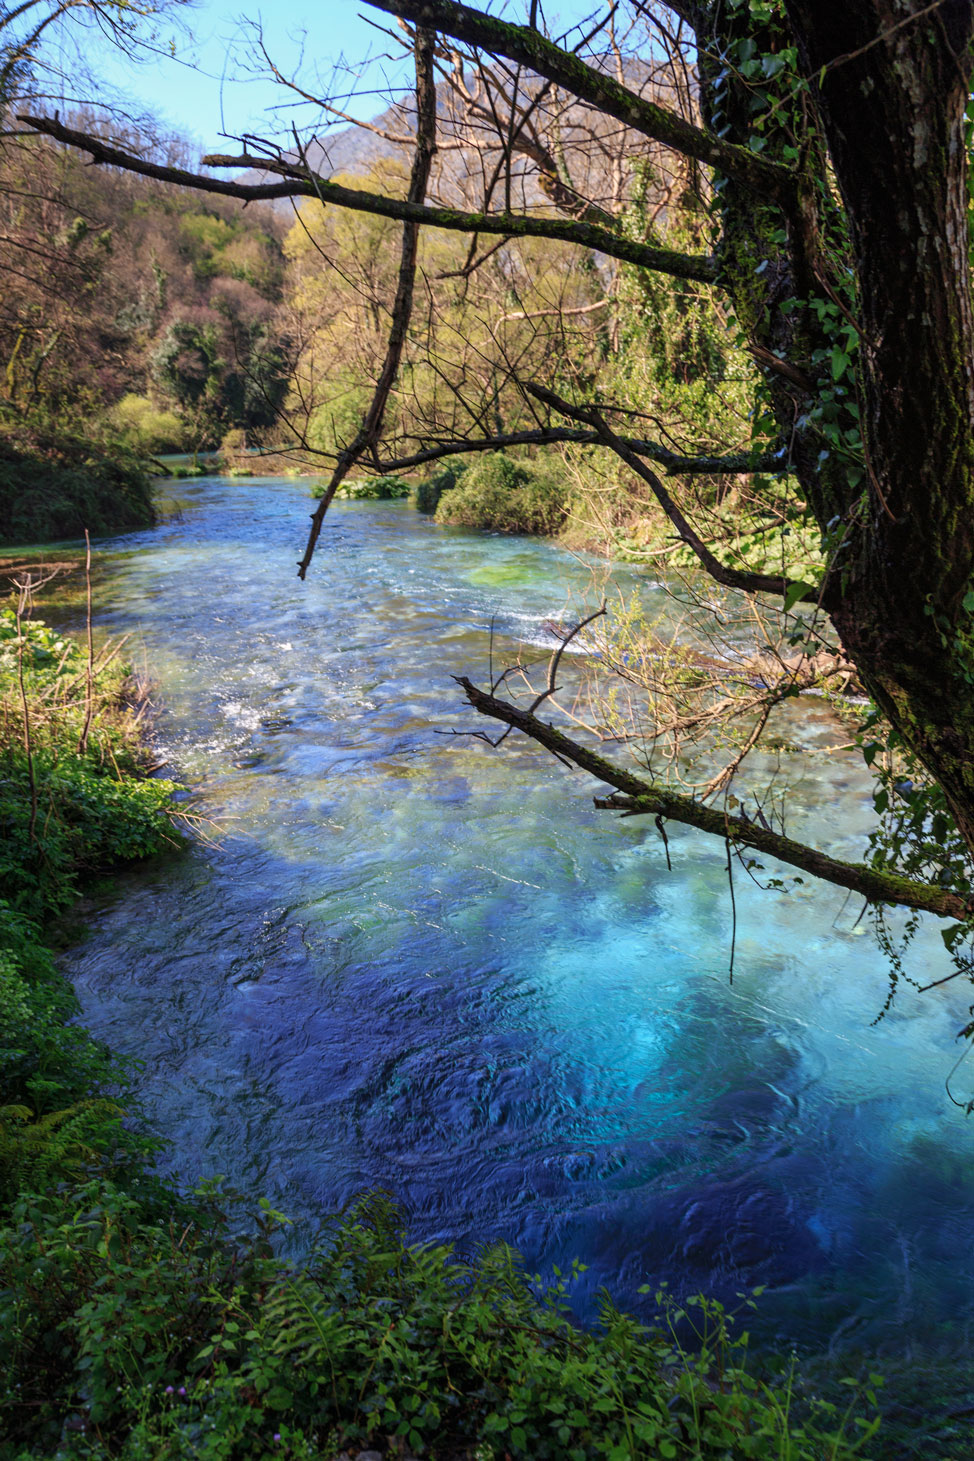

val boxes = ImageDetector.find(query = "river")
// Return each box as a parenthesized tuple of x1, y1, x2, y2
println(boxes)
(62, 474, 974, 1357)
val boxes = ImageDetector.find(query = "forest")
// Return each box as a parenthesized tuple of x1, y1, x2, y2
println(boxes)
(3, 1, 974, 1458)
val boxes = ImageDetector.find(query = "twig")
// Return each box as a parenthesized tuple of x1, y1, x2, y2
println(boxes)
(14, 578, 37, 842)
(77, 528, 94, 755)
(726, 838, 736, 984)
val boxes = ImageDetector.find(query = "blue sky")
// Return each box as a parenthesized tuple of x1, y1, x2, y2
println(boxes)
(70, 0, 596, 157)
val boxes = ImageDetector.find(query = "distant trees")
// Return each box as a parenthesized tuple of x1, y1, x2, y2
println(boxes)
(18, 2, 974, 981)
(0, 118, 290, 453)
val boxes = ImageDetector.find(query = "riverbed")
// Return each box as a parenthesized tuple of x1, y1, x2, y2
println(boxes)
(62, 474, 974, 1357)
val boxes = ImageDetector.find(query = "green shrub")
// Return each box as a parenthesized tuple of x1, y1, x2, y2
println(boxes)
(0, 1187, 880, 1460)
(0, 443, 155, 546)
(434, 451, 569, 535)
(108, 394, 189, 455)
(415, 458, 468, 514)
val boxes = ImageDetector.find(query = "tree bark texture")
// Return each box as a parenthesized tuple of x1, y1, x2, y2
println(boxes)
(782, 1, 974, 847)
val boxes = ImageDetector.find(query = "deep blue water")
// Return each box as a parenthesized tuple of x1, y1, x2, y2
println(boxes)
(63, 476, 974, 1356)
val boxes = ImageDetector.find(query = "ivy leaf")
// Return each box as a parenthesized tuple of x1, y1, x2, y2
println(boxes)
(942, 922, 966, 952)
(783, 580, 815, 611)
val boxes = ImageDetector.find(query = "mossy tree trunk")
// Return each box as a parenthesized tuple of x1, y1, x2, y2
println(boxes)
(775, 4, 974, 848)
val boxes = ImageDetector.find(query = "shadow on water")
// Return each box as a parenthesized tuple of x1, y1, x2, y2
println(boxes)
(62, 476, 974, 1359)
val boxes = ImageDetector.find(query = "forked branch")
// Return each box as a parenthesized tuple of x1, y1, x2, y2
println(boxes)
(524, 383, 818, 603)
(362, 0, 798, 205)
(458, 675, 974, 922)
(17, 116, 717, 285)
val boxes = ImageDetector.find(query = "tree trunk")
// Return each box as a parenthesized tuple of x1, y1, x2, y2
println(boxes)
(782, 2, 974, 847)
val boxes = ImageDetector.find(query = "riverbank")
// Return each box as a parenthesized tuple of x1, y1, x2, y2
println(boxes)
(0, 542, 882, 1459)
(0, 435, 156, 547)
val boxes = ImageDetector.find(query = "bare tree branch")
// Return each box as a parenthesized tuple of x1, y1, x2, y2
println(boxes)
(296, 26, 438, 578)
(362, 427, 786, 475)
(458, 674, 974, 921)
(19, 114, 717, 283)
(361, 0, 798, 205)
(524, 383, 818, 602)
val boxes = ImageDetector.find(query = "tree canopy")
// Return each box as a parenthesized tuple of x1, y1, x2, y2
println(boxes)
(15, 0, 974, 984)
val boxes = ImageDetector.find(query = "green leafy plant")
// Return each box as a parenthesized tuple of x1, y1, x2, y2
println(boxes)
(434, 451, 568, 535)
(0, 1186, 882, 1460)
(313, 473, 412, 500)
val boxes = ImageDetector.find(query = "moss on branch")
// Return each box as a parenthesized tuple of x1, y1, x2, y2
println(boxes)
(19, 116, 718, 285)
(458, 675, 973, 922)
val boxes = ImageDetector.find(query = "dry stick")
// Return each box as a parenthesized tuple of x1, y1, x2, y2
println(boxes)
(527, 604, 607, 716)
(457, 674, 974, 921)
(14, 578, 37, 842)
(296, 26, 439, 580)
(56, 633, 131, 705)
(78, 528, 94, 755)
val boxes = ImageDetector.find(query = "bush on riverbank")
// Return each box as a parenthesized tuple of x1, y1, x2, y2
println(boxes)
(434, 452, 569, 536)
(415, 459, 468, 514)
(1, 1184, 881, 1461)
(0, 434, 156, 546)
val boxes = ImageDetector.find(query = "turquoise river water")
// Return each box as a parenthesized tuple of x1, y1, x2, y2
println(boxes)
(62, 475, 974, 1358)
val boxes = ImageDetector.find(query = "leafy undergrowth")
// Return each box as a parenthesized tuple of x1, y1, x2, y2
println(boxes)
(0, 606, 177, 923)
(0, 431, 155, 546)
(0, 594, 885, 1461)
(0, 600, 177, 1211)
(0, 1189, 882, 1461)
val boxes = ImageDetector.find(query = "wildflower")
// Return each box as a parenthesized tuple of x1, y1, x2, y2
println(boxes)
(165, 1386, 174, 1395)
